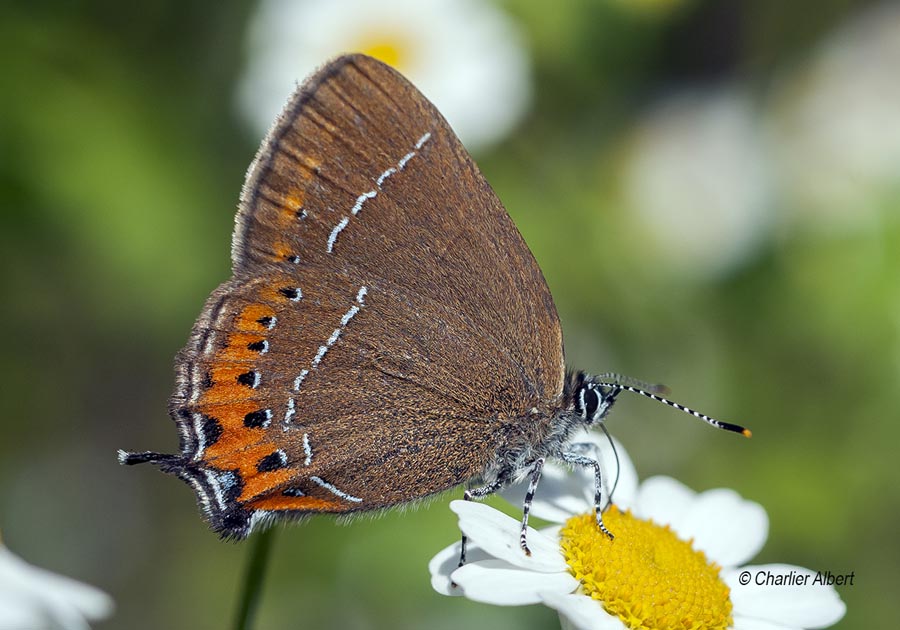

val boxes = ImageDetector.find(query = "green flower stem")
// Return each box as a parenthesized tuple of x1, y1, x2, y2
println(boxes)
(233, 527, 277, 630)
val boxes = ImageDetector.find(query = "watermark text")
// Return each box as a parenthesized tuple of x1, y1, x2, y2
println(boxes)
(737, 569, 855, 587)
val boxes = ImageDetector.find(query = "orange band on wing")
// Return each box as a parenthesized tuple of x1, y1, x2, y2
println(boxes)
(239, 468, 295, 502)
(198, 365, 260, 405)
(246, 494, 347, 513)
(218, 333, 267, 362)
(205, 442, 274, 470)
(284, 192, 304, 212)
(234, 304, 277, 332)
(272, 242, 295, 261)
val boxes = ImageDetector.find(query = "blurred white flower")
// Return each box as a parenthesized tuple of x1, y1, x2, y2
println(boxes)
(768, 3, 900, 233)
(430, 433, 846, 630)
(0, 543, 113, 629)
(766, 2, 900, 232)
(620, 88, 773, 280)
(238, 0, 531, 153)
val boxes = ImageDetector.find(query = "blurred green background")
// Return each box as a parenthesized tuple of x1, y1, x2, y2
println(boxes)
(2, 0, 897, 628)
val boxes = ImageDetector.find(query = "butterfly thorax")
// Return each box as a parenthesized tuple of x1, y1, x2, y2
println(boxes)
(474, 371, 597, 488)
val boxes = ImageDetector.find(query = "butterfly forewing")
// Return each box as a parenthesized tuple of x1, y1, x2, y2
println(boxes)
(167, 54, 566, 537)
(235, 55, 564, 404)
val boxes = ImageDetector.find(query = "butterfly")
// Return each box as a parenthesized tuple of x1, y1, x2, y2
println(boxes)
(119, 54, 749, 553)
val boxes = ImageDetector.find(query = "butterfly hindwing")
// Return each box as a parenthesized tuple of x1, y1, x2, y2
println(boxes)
(171, 268, 516, 535)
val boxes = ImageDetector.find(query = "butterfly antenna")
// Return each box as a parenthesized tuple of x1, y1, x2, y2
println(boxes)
(594, 373, 670, 396)
(598, 382, 752, 437)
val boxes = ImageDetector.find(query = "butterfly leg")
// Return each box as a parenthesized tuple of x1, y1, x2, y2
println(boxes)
(457, 478, 505, 568)
(456, 457, 546, 570)
(568, 433, 621, 509)
(518, 458, 545, 556)
(561, 449, 614, 539)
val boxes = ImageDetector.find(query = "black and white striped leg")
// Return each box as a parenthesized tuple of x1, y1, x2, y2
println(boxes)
(568, 437, 620, 510)
(519, 458, 545, 556)
(561, 451, 614, 540)
(457, 478, 506, 568)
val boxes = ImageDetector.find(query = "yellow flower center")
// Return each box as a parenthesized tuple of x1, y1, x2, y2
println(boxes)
(355, 33, 411, 70)
(560, 506, 733, 630)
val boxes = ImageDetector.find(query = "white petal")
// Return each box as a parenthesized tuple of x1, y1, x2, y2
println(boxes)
(450, 501, 567, 572)
(540, 524, 563, 539)
(450, 559, 577, 605)
(0, 546, 113, 629)
(428, 539, 491, 596)
(541, 591, 627, 630)
(731, 616, 798, 630)
(0, 589, 60, 629)
(675, 488, 768, 567)
(725, 564, 846, 628)
(591, 433, 639, 510)
(634, 475, 696, 525)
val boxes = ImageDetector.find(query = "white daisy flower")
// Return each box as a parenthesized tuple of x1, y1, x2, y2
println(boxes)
(430, 433, 845, 630)
(619, 87, 773, 280)
(0, 542, 113, 629)
(238, 0, 531, 153)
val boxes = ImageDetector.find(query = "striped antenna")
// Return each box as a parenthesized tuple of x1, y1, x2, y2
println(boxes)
(594, 373, 670, 396)
(598, 382, 752, 437)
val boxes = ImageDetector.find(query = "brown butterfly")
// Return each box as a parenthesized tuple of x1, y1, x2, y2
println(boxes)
(120, 55, 748, 552)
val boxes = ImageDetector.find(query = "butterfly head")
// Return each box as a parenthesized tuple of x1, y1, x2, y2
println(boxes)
(571, 373, 619, 427)
(566, 370, 751, 437)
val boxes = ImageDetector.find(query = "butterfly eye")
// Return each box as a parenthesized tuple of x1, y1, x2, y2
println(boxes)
(585, 386, 602, 421)
(575, 383, 604, 421)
